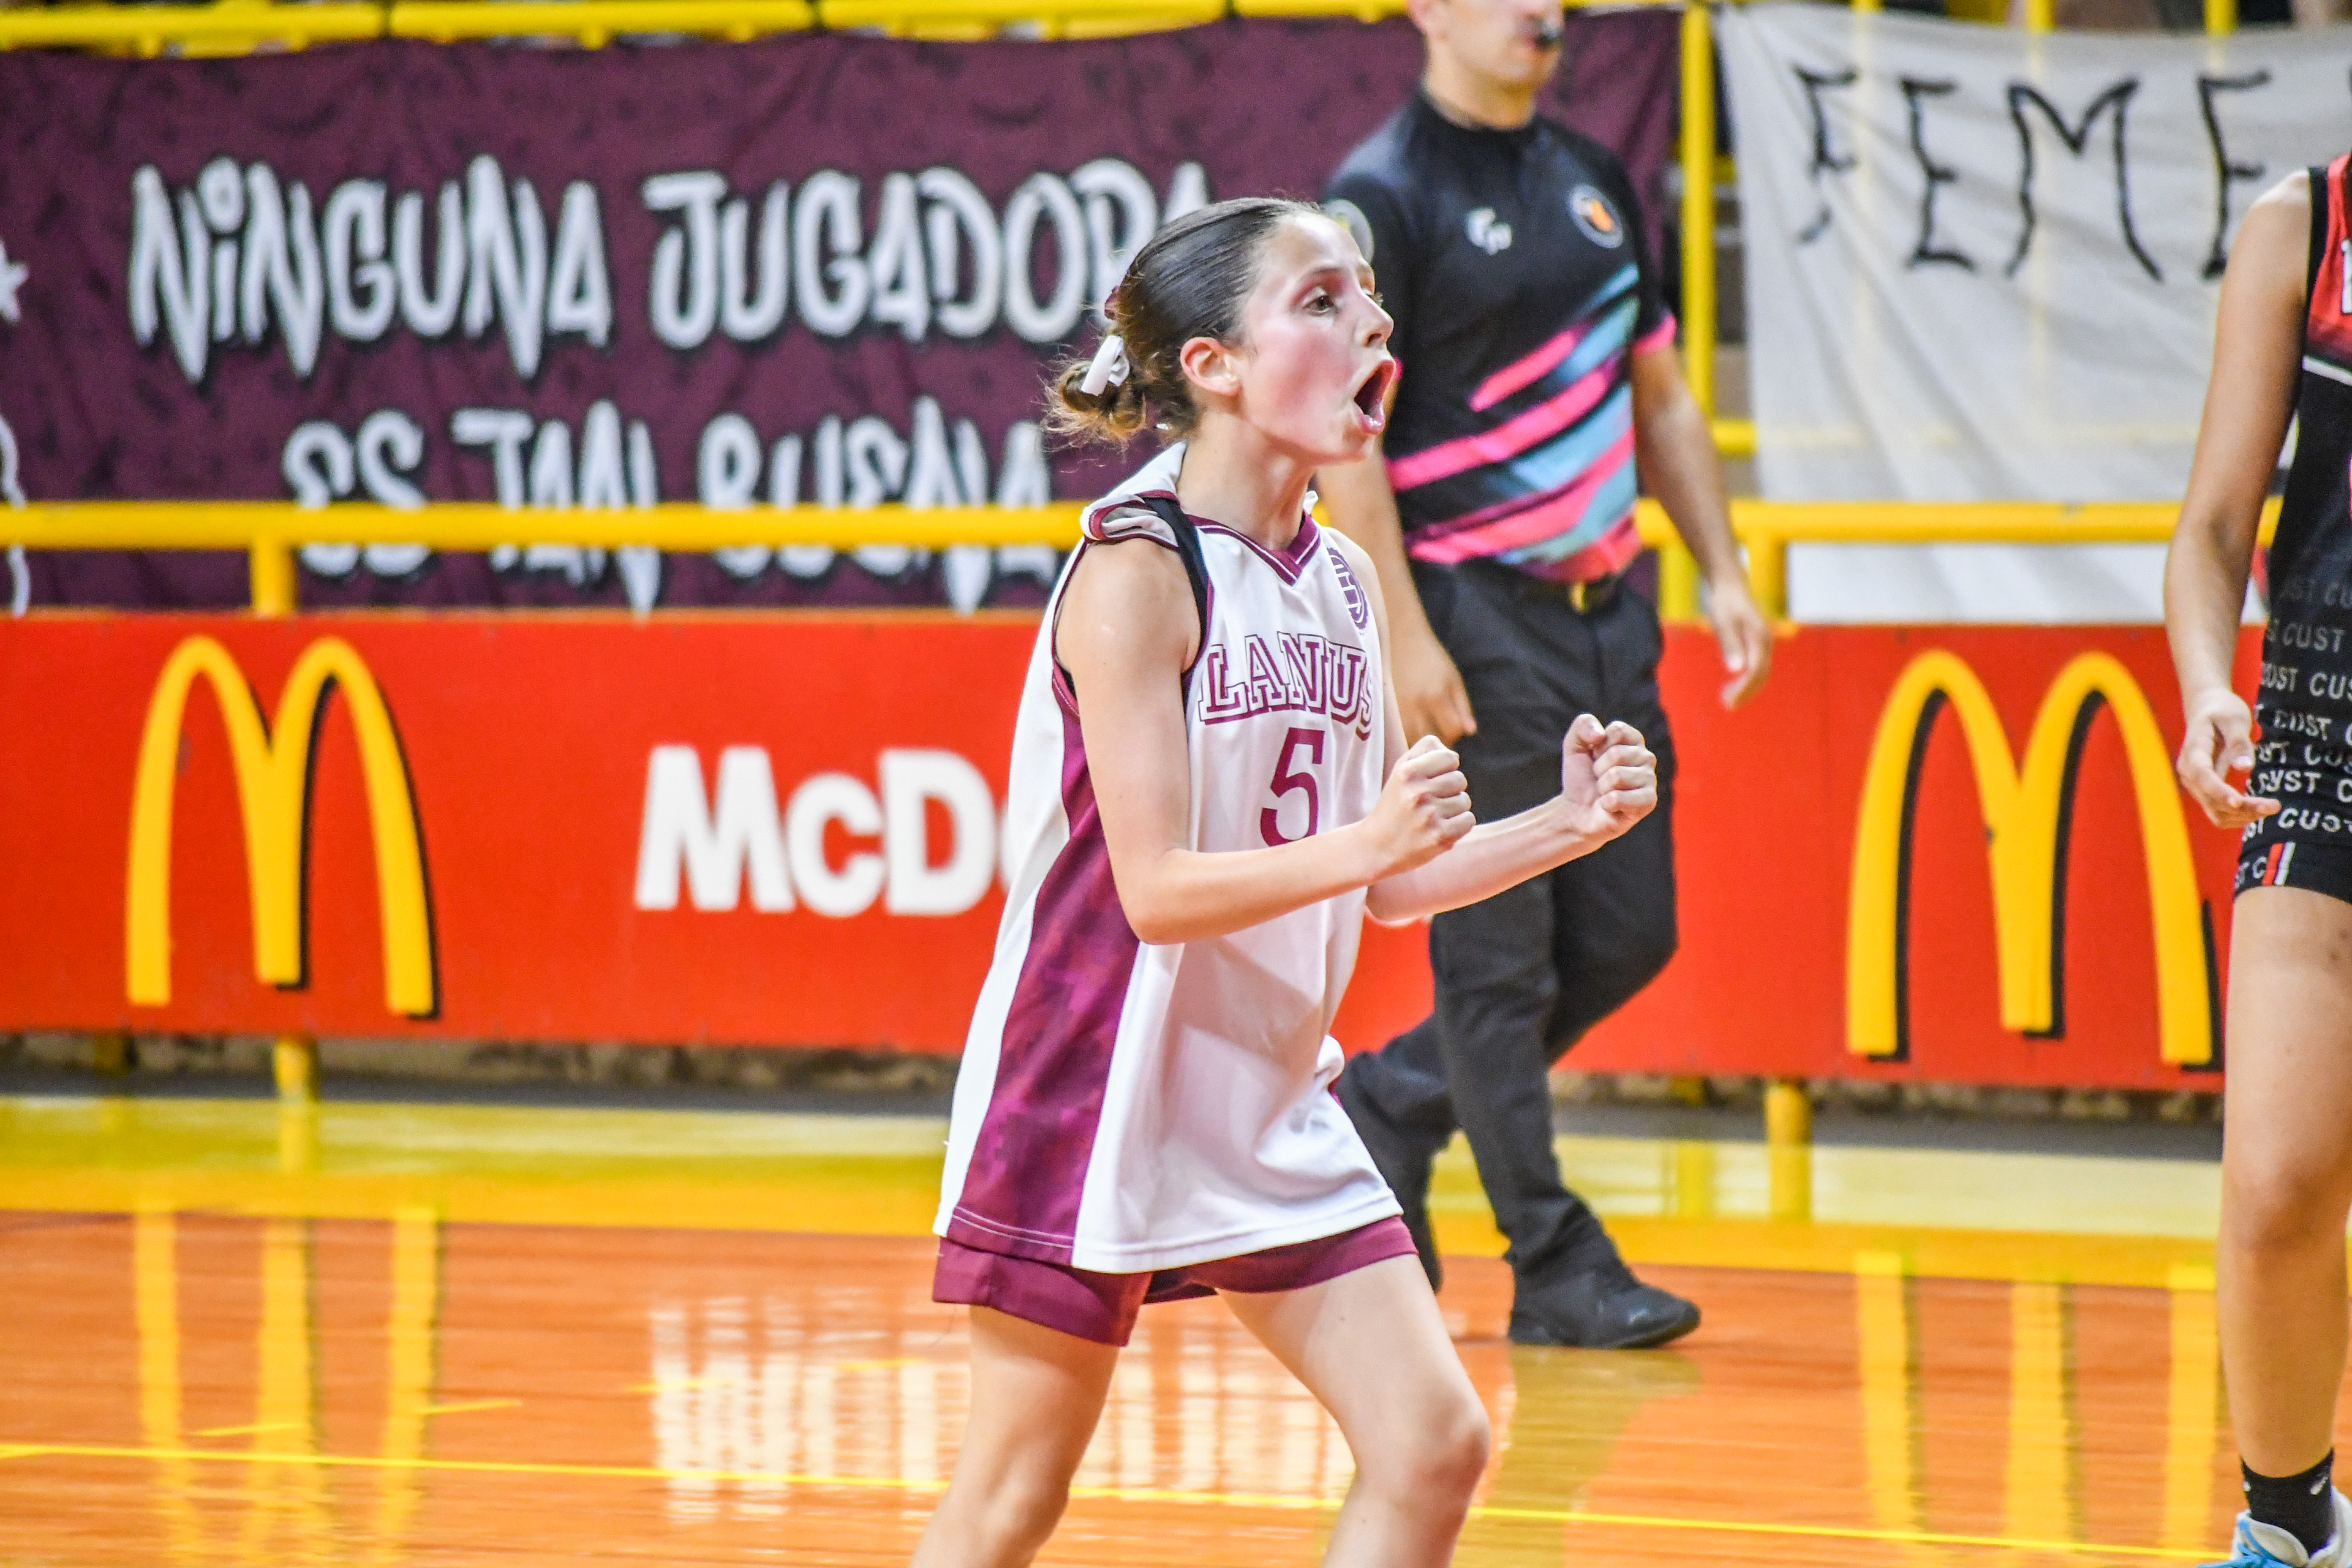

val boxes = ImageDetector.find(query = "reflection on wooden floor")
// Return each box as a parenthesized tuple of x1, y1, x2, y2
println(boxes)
(0, 1094, 2259, 1565)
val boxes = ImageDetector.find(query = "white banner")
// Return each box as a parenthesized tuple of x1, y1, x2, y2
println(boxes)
(1723, 4, 2352, 503)
(1721, 5, 2352, 620)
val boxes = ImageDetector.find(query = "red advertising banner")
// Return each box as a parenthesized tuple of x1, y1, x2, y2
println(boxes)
(0, 613, 2257, 1089)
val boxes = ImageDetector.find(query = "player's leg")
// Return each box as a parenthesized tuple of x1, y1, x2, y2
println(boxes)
(909, 1305, 1118, 1568)
(1219, 1255, 1492, 1568)
(2214, 884, 2352, 1564)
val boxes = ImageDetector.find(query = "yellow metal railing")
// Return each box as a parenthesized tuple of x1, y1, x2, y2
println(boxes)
(0, 0, 1429, 49)
(9, 497, 2257, 621)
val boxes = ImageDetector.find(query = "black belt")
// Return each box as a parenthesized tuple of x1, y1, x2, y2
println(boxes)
(1564, 571, 1624, 614)
(1457, 558, 1625, 615)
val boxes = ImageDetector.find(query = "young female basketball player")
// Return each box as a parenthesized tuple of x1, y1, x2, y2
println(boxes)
(2168, 158, 2352, 1568)
(912, 196, 1660, 1568)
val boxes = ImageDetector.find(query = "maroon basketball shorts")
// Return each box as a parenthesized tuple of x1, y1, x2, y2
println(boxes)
(933, 1217, 1418, 1348)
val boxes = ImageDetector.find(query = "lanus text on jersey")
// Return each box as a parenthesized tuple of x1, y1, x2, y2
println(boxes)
(1196, 633, 1376, 739)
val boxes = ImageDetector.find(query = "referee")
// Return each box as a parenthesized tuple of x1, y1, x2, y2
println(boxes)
(1321, 0, 1770, 1348)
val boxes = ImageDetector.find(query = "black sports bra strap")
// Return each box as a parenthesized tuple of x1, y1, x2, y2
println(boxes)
(1055, 495, 1210, 705)
(1138, 494, 1211, 690)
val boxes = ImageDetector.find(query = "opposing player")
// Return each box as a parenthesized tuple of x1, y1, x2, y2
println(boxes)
(2167, 156, 2352, 1568)
(912, 196, 1660, 1568)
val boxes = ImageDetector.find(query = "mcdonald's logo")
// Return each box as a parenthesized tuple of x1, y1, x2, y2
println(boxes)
(1846, 650, 2216, 1068)
(125, 635, 436, 1017)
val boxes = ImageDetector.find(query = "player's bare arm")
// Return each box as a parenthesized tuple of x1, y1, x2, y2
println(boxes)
(1628, 341, 1771, 708)
(2166, 172, 2306, 829)
(1334, 531, 1658, 924)
(1056, 534, 1471, 947)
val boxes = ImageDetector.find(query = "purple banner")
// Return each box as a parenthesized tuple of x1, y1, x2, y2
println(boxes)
(0, 16, 1678, 610)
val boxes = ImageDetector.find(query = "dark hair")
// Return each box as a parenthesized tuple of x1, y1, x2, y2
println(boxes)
(1048, 196, 1327, 445)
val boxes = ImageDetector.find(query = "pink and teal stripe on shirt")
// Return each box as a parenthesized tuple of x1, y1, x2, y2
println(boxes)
(1390, 265, 1674, 584)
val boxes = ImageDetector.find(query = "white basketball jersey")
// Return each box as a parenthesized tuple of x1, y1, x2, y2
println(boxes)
(936, 444, 1401, 1274)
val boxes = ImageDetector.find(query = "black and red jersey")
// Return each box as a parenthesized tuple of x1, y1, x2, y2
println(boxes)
(2242, 152, 2352, 869)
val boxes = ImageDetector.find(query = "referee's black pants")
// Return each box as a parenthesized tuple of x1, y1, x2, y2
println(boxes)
(1345, 558, 1678, 1288)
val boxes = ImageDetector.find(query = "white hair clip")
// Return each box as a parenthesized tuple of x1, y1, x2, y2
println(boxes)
(1079, 334, 1130, 396)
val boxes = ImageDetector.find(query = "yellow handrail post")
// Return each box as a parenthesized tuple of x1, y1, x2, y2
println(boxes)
(1764, 1076, 1812, 1220)
(274, 1036, 319, 1103)
(1765, 1078, 1811, 1146)
(250, 530, 314, 1099)
(2024, 0, 2053, 30)
(248, 537, 297, 618)
(2205, 0, 2234, 32)
(1657, 536, 1701, 623)
(91, 1032, 132, 1077)
(1746, 517, 1787, 618)
(1679, 0, 1715, 424)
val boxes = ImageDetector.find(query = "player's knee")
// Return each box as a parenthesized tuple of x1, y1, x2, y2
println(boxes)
(1367, 1387, 1490, 1506)
(968, 1470, 1073, 1557)
(2226, 1150, 2352, 1257)
(1422, 1396, 1494, 1502)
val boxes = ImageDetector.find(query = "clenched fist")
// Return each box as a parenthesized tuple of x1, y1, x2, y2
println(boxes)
(1362, 735, 1475, 877)
(1557, 715, 1657, 843)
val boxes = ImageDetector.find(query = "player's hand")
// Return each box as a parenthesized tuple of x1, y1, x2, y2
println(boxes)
(1363, 735, 1475, 876)
(1557, 715, 1656, 842)
(1391, 619, 1477, 745)
(1708, 574, 1772, 708)
(2177, 686, 2279, 829)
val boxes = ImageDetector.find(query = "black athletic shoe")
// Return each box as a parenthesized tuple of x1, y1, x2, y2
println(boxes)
(1508, 1257, 1700, 1349)
(1334, 1064, 1443, 1290)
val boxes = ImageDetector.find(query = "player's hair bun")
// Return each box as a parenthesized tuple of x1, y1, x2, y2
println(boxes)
(1049, 353, 1153, 443)
(1045, 196, 1325, 447)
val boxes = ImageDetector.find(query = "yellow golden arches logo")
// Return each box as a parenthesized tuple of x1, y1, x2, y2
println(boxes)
(1846, 650, 2216, 1067)
(125, 635, 436, 1017)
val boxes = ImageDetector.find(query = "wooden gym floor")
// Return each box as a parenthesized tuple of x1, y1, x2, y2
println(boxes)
(0, 1091, 2264, 1565)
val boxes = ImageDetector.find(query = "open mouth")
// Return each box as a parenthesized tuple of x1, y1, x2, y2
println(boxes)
(1350, 359, 1395, 423)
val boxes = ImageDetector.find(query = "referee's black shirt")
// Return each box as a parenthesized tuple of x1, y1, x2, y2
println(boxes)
(1324, 92, 1671, 582)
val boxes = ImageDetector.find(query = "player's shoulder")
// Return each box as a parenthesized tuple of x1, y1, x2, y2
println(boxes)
(2230, 172, 2324, 305)
(1058, 524, 1197, 667)
(2246, 166, 2316, 228)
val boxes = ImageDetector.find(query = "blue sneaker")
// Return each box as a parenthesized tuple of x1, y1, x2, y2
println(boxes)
(2208, 1492, 2352, 1568)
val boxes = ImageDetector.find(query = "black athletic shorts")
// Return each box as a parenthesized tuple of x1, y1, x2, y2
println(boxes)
(2237, 835, 2352, 905)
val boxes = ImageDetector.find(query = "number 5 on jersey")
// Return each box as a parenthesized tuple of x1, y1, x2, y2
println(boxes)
(1262, 727, 1326, 846)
